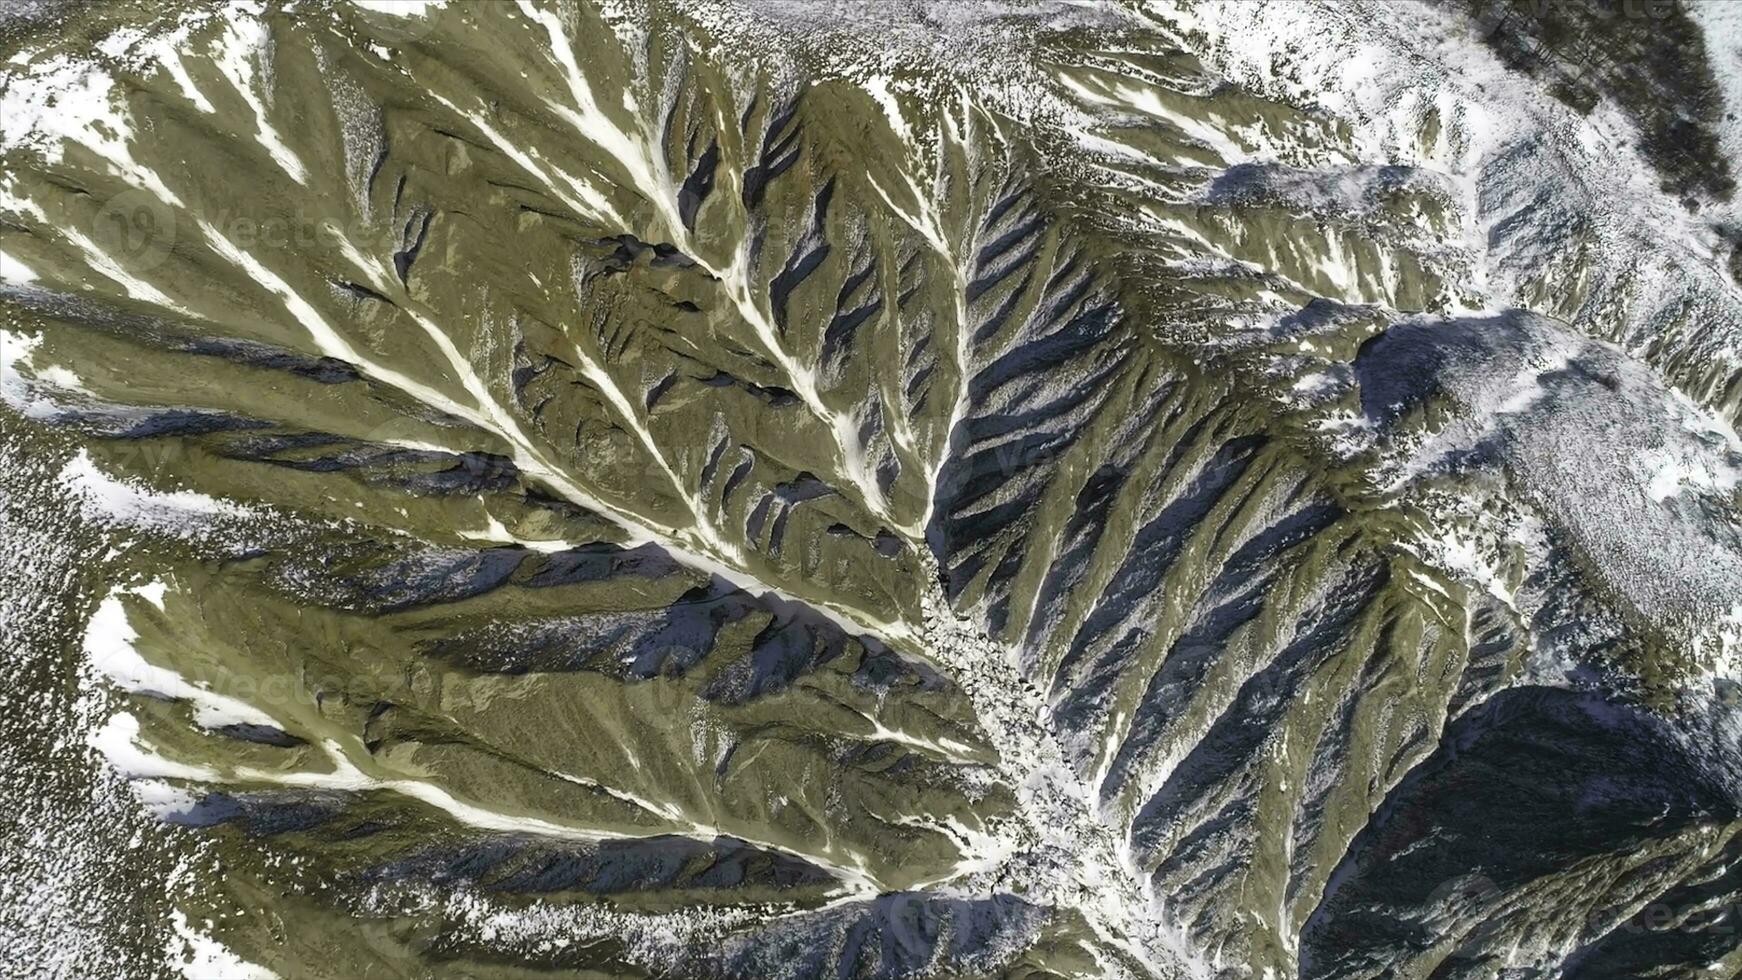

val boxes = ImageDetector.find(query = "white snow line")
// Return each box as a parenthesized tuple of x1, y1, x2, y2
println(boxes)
(427, 68, 902, 530)
(195, 209, 917, 649)
(210, 6, 309, 185)
(84, 587, 888, 896)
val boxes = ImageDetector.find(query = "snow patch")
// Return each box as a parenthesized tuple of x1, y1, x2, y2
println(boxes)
(83, 589, 284, 732)
(60, 450, 250, 530)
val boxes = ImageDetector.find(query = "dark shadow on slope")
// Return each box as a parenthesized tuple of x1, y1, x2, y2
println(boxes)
(1299, 685, 1738, 978)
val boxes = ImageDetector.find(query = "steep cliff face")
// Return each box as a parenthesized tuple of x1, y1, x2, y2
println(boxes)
(1, 2, 1738, 978)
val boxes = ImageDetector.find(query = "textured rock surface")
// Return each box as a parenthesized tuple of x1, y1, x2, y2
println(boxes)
(1, 1, 1740, 978)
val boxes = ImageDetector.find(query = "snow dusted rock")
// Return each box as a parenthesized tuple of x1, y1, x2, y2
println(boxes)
(2, 1, 1739, 978)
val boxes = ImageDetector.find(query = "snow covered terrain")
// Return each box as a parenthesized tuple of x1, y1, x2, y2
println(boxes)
(1, 1, 1739, 977)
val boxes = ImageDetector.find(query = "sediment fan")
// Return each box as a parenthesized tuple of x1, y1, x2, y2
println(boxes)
(1, 1, 1739, 977)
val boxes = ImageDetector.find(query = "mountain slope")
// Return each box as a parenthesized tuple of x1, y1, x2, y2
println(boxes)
(2, 1, 1739, 978)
